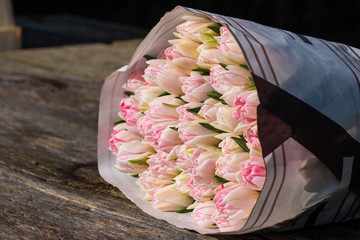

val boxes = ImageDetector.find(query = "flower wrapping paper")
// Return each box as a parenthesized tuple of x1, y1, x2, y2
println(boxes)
(98, 6, 360, 234)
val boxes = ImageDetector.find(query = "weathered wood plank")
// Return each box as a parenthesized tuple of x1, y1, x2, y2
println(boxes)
(0, 39, 142, 82)
(0, 163, 217, 240)
(0, 40, 359, 240)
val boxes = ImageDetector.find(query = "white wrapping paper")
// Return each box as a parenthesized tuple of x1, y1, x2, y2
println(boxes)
(98, 6, 360, 234)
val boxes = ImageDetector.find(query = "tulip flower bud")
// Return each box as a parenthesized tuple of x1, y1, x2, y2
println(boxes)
(192, 201, 217, 229)
(212, 182, 259, 232)
(115, 141, 155, 174)
(109, 123, 143, 153)
(181, 72, 214, 102)
(151, 184, 194, 212)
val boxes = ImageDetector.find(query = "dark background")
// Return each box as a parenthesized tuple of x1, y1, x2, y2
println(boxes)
(12, 0, 360, 48)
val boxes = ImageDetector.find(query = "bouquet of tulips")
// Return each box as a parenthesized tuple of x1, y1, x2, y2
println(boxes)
(98, 6, 360, 234)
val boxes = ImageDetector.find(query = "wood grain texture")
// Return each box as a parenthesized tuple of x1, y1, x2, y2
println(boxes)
(1, 39, 360, 240)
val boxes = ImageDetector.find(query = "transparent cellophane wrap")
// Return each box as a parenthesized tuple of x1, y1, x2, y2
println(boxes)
(98, 6, 360, 234)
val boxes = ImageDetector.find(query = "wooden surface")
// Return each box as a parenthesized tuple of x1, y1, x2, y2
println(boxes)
(1, 39, 360, 240)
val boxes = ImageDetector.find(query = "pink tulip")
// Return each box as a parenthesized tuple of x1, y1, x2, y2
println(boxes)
(198, 98, 219, 122)
(119, 97, 141, 126)
(244, 125, 262, 150)
(218, 136, 241, 154)
(177, 120, 220, 147)
(176, 102, 202, 122)
(222, 87, 246, 106)
(166, 38, 200, 74)
(157, 48, 167, 59)
(181, 72, 214, 102)
(137, 115, 154, 142)
(236, 157, 266, 191)
(177, 121, 205, 142)
(173, 172, 191, 195)
(249, 145, 263, 161)
(232, 91, 259, 131)
(176, 15, 220, 43)
(219, 25, 231, 36)
(215, 105, 240, 132)
(143, 59, 184, 95)
(122, 68, 147, 92)
(186, 146, 221, 186)
(215, 150, 250, 182)
(197, 44, 221, 69)
(214, 26, 246, 65)
(210, 64, 253, 94)
(174, 144, 194, 171)
(151, 184, 194, 212)
(137, 168, 175, 201)
(136, 151, 180, 201)
(192, 201, 217, 229)
(134, 85, 164, 111)
(147, 151, 179, 180)
(109, 123, 143, 153)
(115, 141, 155, 174)
(212, 182, 259, 232)
(187, 178, 215, 202)
(152, 123, 166, 145)
(152, 123, 183, 153)
(136, 169, 158, 201)
(148, 95, 182, 124)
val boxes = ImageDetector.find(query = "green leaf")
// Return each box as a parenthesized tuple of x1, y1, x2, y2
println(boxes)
(239, 134, 246, 141)
(206, 94, 227, 105)
(186, 106, 201, 114)
(199, 122, 226, 133)
(219, 63, 227, 70)
(162, 103, 179, 108)
(158, 91, 171, 97)
(186, 149, 194, 155)
(214, 175, 230, 184)
(176, 207, 194, 214)
(192, 67, 210, 75)
(231, 136, 250, 152)
(113, 119, 126, 126)
(204, 40, 219, 46)
(206, 93, 218, 99)
(175, 95, 184, 100)
(124, 91, 134, 96)
(248, 76, 254, 83)
(239, 64, 249, 70)
(212, 223, 217, 226)
(143, 54, 156, 60)
(170, 127, 178, 131)
(206, 91, 227, 105)
(175, 95, 188, 103)
(201, 32, 215, 38)
(128, 158, 149, 166)
(209, 90, 222, 98)
(207, 25, 221, 35)
(131, 174, 139, 178)
(247, 86, 257, 91)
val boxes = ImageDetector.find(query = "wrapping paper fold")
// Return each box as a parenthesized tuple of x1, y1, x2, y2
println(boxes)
(98, 6, 360, 234)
